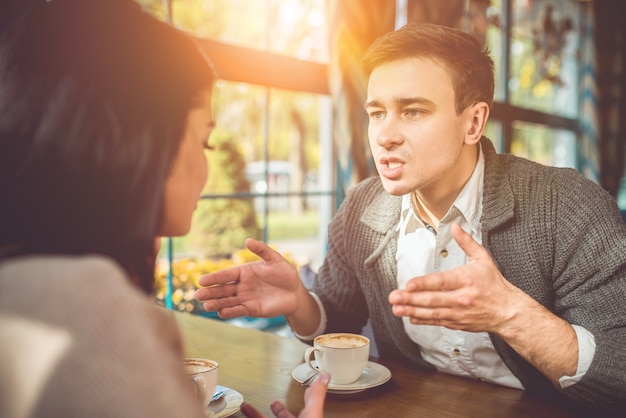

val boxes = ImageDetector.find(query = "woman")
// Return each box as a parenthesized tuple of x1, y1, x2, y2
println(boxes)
(0, 1, 327, 417)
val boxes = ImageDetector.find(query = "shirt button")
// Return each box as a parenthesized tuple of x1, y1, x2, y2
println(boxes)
(440, 249, 448, 258)
(453, 348, 461, 356)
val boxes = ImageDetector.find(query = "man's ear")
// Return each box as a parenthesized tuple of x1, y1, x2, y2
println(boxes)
(463, 102, 490, 145)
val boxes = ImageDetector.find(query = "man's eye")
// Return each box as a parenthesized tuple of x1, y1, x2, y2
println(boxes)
(369, 111, 385, 120)
(405, 109, 422, 117)
(203, 143, 214, 151)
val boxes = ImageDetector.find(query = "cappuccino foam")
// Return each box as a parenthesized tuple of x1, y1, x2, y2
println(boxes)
(317, 334, 368, 349)
(184, 359, 217, 375)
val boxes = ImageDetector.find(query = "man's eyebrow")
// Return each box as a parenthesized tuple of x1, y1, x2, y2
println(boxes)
(364, 97, 435, 109)
(364, 99, 382, 109)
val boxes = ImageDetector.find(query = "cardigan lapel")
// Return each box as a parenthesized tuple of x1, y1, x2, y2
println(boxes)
(360, 188, 401, 291)
(480, 137, 515, 235)
(359, 187, 426, 361)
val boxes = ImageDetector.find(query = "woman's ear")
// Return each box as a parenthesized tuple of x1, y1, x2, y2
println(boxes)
(463, 102, 490, 145)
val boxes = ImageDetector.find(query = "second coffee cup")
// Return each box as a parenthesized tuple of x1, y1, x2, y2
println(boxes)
(184, 357, 219, 410)
(304, 333, 370, 385)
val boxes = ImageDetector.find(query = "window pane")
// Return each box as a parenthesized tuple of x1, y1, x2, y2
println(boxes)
(170, 0, 328, 63)
(256, 196, 330, 271)
(167, 80, 332, 268)
(212, 80, 324, 194)
(484, 120, 504, 153)
(511, 121, 577, 168)
(134, 0, 168, 21)
(618, 177, 626, 211)
(484, 0, 506, 102)
(509, 0, 581, 117)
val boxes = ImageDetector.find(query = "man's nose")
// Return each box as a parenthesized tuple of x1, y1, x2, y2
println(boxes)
(376, 117, 404, 148)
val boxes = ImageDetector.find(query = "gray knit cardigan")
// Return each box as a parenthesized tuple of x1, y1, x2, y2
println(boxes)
(310, 138, 626, 413)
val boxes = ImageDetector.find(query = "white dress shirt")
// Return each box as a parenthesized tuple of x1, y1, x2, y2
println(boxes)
(395, 146, 594, 389)
(301, 146, 595, 389)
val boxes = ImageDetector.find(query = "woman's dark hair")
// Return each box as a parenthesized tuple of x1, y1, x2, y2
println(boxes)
(0, 0, 215, 292)
(362, 23, 495, 113)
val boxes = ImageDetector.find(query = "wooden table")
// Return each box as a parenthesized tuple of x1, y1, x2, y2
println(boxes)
(174, 311, 583, 417)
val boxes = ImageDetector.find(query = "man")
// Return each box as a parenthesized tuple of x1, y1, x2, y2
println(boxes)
(195, 23, 626, 413)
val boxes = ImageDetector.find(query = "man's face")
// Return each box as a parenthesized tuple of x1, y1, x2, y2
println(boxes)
(365, 57, 477, 198)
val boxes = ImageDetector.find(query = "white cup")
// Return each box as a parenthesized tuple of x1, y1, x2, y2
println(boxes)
(184, 358, 219, 409)
(304, 333, 370, 385)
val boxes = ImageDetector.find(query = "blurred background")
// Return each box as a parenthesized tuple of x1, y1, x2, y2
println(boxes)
(138, 0, 626, 322)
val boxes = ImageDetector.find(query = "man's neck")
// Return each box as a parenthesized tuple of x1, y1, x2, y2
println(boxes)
(415, 144, 480, 220)
(411, 191, 440, 231)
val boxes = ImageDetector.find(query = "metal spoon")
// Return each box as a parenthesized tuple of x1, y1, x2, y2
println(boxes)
(211, 390, 225, 402)
(301, 373, 319, 386)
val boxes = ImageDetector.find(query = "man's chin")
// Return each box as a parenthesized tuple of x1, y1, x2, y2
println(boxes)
(380, 179, 411, 196)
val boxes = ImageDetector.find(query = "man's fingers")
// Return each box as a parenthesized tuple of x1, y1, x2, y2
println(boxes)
(451, 222, 486, 261)
(196, 238, 281, 288)
(216, 304, 252, 319)
(246, 237, 284, 263)
(196, 280, 238, 298)
(197, 267, 241, 287)
(200, 297, 242, 315)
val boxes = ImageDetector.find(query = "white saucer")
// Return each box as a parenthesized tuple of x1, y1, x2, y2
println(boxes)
(205, 385, 243, 417)
(291, 361, 391, 394)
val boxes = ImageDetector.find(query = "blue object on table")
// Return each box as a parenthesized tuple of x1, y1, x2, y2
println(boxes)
(198, 311, 287, 331)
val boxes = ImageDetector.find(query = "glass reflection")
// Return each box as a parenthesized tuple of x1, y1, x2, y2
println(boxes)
(484, 0, 506, 102)
(511, 121, 577, 168)
(509, 0, 581, 117)
(171, 0, 328, 62)
(484, 120, 504, 154)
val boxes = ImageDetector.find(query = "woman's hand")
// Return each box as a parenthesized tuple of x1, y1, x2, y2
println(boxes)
(240, 373, 330, 418)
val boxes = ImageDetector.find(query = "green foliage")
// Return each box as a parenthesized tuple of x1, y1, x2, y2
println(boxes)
(264, 210, 318, 241)
(137, 0, 324, 176)
(188, 129, 261, 258)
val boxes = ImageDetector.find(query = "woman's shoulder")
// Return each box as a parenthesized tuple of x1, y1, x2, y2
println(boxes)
(0, 253, 179, 366)
(1, 254, 137, 296)
(0, 254, 156, 322)
(1, 253, 126, 279)
(0, 255, 198, 418)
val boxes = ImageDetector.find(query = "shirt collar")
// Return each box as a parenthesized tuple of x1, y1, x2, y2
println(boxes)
(400, 144, 485, 234)
(446, 144, 485, 233)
